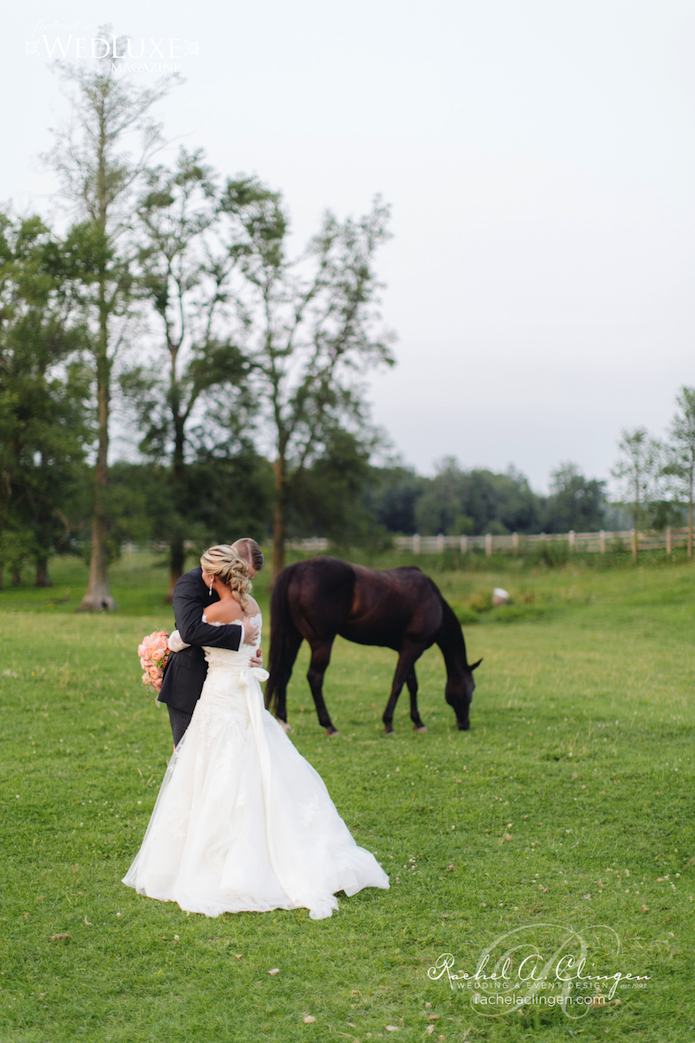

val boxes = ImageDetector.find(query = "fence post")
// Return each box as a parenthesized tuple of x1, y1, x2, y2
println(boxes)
(666, 526, 672, 554)
(338, 526, 635, 556)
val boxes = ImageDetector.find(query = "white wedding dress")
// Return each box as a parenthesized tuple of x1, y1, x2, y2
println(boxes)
(123, 614, 389, 919)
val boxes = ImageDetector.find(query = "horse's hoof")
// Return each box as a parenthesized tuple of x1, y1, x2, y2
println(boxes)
(279, 720, 292, 734)
(384, 729, 396, 738)
(414, 725, 428, 733)
(326, 727, 340, 737)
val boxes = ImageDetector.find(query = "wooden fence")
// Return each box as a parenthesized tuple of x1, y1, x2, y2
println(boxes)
(123, 529, 691, 557)
(287, 527, 692, 556)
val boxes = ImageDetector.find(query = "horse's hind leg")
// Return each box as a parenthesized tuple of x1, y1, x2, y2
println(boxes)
(406, 666, 428, 732)
(307, 640, 339, 736)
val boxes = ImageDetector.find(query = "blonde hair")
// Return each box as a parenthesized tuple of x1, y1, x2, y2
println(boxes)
(200, 545, 252, 611)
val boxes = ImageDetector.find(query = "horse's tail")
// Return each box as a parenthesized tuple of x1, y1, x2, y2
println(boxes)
(266, 564, 303, 714)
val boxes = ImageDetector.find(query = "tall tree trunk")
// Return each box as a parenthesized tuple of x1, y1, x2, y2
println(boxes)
(34, 500, 53, 587)
(34, 556, 52, 587)
(167, 538, 186, 602)
(11, 569, 21, 587)
(80, 513, 116, 610)
(166, 398, 186, 601)
(689, 494, 693, 560)
(79, 287, 117, 611)
(272, 456, 287, 581)
(632, 475, 639, 563)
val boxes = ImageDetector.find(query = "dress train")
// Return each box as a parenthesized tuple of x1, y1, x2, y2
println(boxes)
(123, 617, 389, 919)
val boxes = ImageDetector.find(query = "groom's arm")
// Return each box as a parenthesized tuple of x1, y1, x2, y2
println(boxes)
(174, 578, 243, 651)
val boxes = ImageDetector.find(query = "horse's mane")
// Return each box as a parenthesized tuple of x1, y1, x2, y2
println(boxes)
(435, 594, 469, 667)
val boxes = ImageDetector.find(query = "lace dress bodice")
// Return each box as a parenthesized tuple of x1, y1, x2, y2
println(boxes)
(201, 612, 263, 674)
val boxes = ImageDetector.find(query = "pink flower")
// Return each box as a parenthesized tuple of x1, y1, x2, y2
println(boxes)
(138, 629, 171, 692)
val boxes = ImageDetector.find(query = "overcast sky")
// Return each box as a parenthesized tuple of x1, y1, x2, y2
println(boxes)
(2, 0, 693, 491)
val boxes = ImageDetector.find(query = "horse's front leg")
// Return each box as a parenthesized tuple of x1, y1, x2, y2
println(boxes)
(383, 646, 423, 735)
(307, 640, 339, 736)
(406, 666, 428, 732)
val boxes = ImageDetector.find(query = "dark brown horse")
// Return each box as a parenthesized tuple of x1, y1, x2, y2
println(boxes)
(266, 557, 481, 735)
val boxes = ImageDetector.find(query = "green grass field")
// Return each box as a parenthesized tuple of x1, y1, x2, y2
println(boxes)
(1, 552, 694, 1042)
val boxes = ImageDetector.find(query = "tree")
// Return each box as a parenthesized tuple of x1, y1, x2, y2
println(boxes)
(611, 428, 660, 561)
(227, 189, 394, 577)
(0, 213, 90, 586)
(290, 427, 381, 545)
(44, 31, 177, 610)
(363, 464, 427, 534)
(542, 462, 606, 533)
(123, 149, 266, 595)
(662, 386, 695, 559)
(172, 452, 274, 550)
(414, 458, 541, 536)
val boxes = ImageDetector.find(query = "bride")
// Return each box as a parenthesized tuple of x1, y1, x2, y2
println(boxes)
(123, 544, 389, 920)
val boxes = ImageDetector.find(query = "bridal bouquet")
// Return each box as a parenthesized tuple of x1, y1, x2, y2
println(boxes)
(138, 630, 171, 692)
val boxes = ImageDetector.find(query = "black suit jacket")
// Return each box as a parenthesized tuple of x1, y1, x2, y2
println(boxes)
(158, 566, 244, 714)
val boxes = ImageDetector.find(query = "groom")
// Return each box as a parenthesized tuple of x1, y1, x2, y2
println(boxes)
(158, 539, 264, 746)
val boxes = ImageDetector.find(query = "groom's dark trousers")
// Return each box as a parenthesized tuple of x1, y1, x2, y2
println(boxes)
(158, 566, 244, 745)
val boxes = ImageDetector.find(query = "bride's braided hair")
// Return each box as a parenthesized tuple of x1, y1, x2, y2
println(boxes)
(200, 545, 253, 611)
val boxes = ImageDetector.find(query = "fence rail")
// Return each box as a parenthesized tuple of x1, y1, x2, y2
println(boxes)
(123, 528, 692, 557)
(285, 528, 692, 556)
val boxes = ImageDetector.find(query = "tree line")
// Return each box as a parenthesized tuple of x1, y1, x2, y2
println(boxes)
(379, 394, 695, 551)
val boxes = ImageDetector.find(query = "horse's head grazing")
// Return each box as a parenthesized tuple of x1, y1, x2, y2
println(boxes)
(446, 658, 482, 730)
